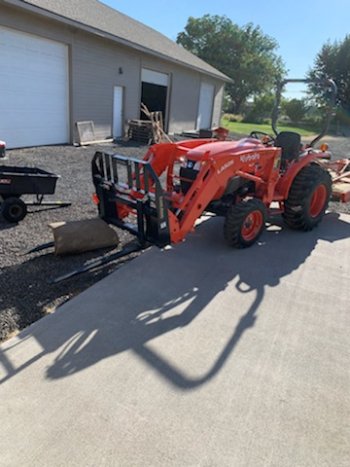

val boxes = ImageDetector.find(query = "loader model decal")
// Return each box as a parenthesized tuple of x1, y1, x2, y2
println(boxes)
(217, 160, 234, 175)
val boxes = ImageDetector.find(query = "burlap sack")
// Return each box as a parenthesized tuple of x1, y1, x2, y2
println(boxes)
(49, 218, 119, 256)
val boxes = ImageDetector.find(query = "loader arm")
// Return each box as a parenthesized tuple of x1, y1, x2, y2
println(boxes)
(168, 149, 280, 243)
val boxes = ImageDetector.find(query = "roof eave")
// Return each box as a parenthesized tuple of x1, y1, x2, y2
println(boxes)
(4, 0, 231, 82)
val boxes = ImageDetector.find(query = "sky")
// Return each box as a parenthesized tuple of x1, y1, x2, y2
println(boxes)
(102, 0, 350, 97)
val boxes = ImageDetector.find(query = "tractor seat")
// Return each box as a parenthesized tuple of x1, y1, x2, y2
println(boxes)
(275, 131, 301, 166)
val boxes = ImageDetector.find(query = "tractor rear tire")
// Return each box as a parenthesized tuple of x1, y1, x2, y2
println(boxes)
(283, 163, 331, 231)
(1, 197, 27, 223)
(224, 199, 266, 248)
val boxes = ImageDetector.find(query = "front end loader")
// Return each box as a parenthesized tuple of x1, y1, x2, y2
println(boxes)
(92, 79, 349, 249)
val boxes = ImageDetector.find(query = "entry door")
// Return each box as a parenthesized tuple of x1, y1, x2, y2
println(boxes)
(196, 83, 215, 130)
(113, 86, 123, 138)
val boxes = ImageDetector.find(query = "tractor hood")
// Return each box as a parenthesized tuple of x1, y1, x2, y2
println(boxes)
(186, 138, 263, 160)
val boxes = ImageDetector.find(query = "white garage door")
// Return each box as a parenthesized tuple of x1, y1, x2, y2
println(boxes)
(0, 27, 69, 148)
(141, 68, 169, 86)
(196, 82, 215, 130)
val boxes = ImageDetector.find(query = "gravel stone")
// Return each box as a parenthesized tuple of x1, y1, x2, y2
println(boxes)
(1, 137, 349, 342)
(0, 141, 147, 342)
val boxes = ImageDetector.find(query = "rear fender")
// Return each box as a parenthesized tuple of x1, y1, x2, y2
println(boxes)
(276, 153, 320, 199)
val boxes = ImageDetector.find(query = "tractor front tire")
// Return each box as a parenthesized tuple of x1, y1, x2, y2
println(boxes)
(1, 197, 27, 223)
(283, 164, 331, 231)
(224, 199, 266, 248)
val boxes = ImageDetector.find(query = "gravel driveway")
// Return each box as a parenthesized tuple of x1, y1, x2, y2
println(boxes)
(1, 137, 349, 342)
(0, 141, 146, 342)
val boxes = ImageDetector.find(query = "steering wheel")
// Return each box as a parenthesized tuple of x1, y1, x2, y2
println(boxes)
(249, 131, 275, 145)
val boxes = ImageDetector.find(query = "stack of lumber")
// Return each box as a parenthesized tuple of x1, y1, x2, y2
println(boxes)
(127, 104, 173, 144)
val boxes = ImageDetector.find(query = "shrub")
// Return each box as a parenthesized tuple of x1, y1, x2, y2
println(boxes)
(222, 113, 243, 123)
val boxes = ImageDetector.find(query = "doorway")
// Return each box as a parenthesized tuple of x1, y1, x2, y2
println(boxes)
(140, 68, 169, 129)
(140, 82, 167, 119)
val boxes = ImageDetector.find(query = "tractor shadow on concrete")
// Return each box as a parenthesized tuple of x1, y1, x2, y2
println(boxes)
(1, 212, 349, 389)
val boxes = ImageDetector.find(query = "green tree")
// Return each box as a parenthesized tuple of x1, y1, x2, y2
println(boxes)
(283, 98, 307, 123)
(177, 15, 285, 113)
(243, 93, 275, 123)
(308, 35, 350, 112)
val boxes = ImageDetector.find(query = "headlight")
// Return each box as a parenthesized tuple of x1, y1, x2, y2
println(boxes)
(185, 160, 201, 171)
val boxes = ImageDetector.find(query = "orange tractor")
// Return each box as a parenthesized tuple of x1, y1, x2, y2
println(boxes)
(92, 79, 349, 249)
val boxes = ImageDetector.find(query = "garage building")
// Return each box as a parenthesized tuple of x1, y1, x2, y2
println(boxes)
(0, 0, 229, 148)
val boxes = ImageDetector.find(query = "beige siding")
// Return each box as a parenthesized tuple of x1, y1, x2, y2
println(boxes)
(71, 32, 141, 139)
(0, 3, 225, 143)
(169, 70, 201, 133)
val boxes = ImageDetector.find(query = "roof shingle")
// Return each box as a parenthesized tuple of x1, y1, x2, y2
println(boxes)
(17, 0, 229, 81)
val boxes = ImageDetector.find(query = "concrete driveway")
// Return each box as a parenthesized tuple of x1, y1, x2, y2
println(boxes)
(1, 213, 349, 466)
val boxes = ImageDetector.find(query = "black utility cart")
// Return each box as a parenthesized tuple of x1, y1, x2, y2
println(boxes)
(0, 165, 69, 223)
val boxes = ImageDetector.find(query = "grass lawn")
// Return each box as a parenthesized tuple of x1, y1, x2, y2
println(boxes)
(221, 119, 316, 137)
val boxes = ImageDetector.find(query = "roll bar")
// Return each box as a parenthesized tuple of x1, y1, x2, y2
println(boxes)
(271, 78, 337, 147)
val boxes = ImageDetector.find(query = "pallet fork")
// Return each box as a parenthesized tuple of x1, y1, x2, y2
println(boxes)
(92, 151, 172, 247)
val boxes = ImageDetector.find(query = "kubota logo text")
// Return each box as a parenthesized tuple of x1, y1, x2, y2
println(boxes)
(240, 153, 260, 163)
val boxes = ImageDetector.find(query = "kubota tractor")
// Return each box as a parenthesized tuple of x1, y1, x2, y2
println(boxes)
(92, 79, 348, 249)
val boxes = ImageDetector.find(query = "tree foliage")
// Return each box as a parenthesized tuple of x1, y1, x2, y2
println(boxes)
(283, 99, 307, 123)
(308, 35, 350, 112)
(243, 93, 275, 123)
(177, 15, 285, 113)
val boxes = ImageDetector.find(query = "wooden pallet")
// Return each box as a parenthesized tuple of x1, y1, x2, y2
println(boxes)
(140, 104, 172, 144)
(127, 119, 154, 144)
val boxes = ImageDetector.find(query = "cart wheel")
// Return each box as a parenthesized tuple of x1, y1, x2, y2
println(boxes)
(1, 197, 27, 223)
